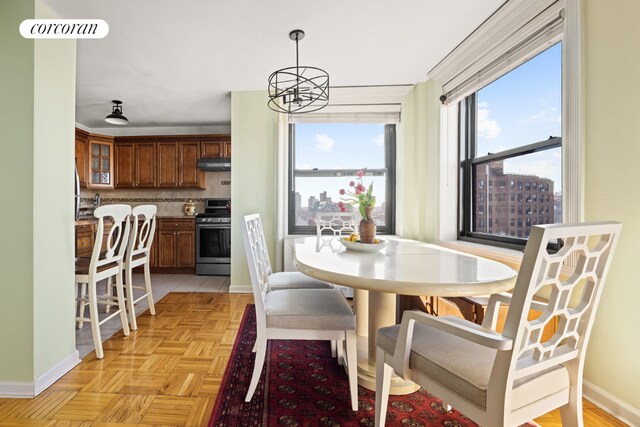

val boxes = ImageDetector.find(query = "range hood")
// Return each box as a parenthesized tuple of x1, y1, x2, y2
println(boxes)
(197, 157, 231, 171)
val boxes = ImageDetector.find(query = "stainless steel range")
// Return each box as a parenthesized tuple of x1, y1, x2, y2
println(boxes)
(196, 198, 231, 275)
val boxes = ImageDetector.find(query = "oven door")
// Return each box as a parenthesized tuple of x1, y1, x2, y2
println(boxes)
(196, 224, 231, 263)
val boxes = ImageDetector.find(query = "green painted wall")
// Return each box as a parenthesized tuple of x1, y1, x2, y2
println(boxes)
(0, 0, 77, 384)
(229, 91, 278, 292)
(0, 0, 36, 382)
(32, 0, 77, 378)
(397, 81, 441, 242)
(582, 0, 640, 409)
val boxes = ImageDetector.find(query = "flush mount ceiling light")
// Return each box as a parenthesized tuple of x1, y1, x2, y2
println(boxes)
(268, 29, 329, 114)
(104, 100, 128, 125)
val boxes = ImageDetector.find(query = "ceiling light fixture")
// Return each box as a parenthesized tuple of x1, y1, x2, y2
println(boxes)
(104, 100, 129, 125)
(268, 29, 329, 114)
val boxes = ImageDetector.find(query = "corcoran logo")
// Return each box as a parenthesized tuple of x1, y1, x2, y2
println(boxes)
(19, 19, 109, 39)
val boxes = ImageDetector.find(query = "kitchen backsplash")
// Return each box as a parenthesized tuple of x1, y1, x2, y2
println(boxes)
(80, 171, 230, 217)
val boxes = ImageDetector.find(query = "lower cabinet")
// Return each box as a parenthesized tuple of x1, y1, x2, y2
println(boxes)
(75, 217, 192, 272)
(158, 218, 195, 268)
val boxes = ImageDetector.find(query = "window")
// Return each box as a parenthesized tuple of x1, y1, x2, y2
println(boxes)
(459, 43, 563, 248)
(288, 123, 396, 234)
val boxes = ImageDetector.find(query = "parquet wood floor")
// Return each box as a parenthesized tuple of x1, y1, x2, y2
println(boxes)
(0, 292, 626, 426)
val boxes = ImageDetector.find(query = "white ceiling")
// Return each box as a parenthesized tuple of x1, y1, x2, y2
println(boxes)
(43, 0, 505, 130)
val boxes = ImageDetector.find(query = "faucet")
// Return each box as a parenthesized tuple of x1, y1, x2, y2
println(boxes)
(94, 193, 101, 207)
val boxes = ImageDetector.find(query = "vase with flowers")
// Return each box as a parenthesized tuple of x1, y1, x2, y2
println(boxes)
(338, 170, 377, 244)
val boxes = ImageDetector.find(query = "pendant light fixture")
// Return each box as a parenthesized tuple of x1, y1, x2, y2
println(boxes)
(104, 100, 129, 125)
(268, 29, 329, 114)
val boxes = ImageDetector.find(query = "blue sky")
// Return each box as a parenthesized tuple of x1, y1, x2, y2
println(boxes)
(477, 42, 562, 188)
(294, 123, 387, 207)
(293, 42, 563, 207)
(295, 123, 385, 170)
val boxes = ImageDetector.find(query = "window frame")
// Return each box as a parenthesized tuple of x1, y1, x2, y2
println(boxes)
(287, 123, 396, 235)
(458, 92, 562, 251)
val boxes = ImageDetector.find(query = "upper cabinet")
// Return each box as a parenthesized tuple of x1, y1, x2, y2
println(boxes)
(77, 131, 229, 190)
(75, 129, 89, 188)
(179, 142, 202, 187)
(157, 142, 179, 187)
(135, 143, 157, 188)
(88, 134, 114, 189)
(157, 141, 203, 188)
(201, 136, 231, 158)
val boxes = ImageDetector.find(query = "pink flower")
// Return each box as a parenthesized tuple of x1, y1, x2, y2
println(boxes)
(348, 181, 355, 187)
(339, 189, 346, 195)
(340, 206, 346, 212)
(355, 188, 362, 195)
(356, 170, 364, 177)
(357, 184, 366, 192)
(338, 201, 344, 208)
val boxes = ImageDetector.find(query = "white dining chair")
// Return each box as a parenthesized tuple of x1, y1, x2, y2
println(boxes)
(242, 213, 359, 411)
(375, 221, 622, 427)
(316, 211, 356, 238)
(75, 204, 132, 359)
(315, 212, 355, 301)
(244, 213, 334, 291)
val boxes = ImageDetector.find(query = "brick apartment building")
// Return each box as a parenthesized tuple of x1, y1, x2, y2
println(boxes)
(475, 160, 555, 238)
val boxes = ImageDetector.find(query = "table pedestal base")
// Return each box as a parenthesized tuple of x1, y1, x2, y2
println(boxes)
(355, 334, 419, 395)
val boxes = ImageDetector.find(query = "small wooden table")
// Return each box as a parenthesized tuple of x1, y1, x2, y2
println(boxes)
(293, 236, 517, 394)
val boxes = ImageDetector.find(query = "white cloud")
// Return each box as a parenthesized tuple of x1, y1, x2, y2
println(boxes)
(373, 134, 384, 146)
(477, 101, 501, 140)
(315, 134, 335, 152)
(520, 105, 561, 124)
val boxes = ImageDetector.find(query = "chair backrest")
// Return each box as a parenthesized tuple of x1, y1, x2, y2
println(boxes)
(241, 214, 272, 315)
(127, 204, 157, 262)
(90, 204, 132, 276)
(498, 222, 622, 387)
(316, 212, 356, 237)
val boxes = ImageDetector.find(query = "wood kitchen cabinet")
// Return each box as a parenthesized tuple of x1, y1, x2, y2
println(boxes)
(115, 141, 157, 188)
(201, 137, 231, 158)
(157, 141, 203, 189)
(157, 142, 179, 187)
(88, 134, 115, 189)
(75, 223, 94, 257)
(179, 142, 202, 188)
(158, 218, 195, 268)
(75, 128, 89, 188)
(114, 142, 135, 188)
(136, 143, 157, 187)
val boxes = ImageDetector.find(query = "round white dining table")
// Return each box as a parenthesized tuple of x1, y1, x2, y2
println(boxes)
(293, 235, 517, 394)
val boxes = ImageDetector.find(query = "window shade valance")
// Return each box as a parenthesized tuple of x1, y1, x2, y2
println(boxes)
(428, 0, 565, 103)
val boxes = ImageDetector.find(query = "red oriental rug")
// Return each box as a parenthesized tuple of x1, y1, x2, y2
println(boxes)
(209, 305, 537, 427)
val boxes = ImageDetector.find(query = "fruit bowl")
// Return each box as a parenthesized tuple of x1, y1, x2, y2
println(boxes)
(339, 238, 388, 253)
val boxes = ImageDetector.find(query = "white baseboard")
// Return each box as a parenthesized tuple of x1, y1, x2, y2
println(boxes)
(228, 285, 252, 294)
(0, 351, 80, 398)
(583, 380, 640, 426)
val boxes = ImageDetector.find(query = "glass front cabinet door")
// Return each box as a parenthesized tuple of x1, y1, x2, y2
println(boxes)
(88, 136, 114, 189)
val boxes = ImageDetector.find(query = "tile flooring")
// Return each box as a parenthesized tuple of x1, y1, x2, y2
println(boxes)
(76, 274, 230, 358)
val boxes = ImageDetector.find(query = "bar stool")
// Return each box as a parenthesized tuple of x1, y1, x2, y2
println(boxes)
(75, 204, 131, 359)
(123, 205, 157, 330)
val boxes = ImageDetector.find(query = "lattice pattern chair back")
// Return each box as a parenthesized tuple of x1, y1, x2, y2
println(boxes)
(127, 205, 157, 261)
(242, 214, 273, 314)
(90, 204, 131, 273)
(502, 222, 622, 383)
(316, 212, 356, 237)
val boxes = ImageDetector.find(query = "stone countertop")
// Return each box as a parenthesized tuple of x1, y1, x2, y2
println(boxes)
(75, 215, 195, 226)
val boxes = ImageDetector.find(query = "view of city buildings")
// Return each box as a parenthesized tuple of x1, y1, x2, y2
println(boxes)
(474, 160, 560, 238)
(294, 191, 386, 226)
